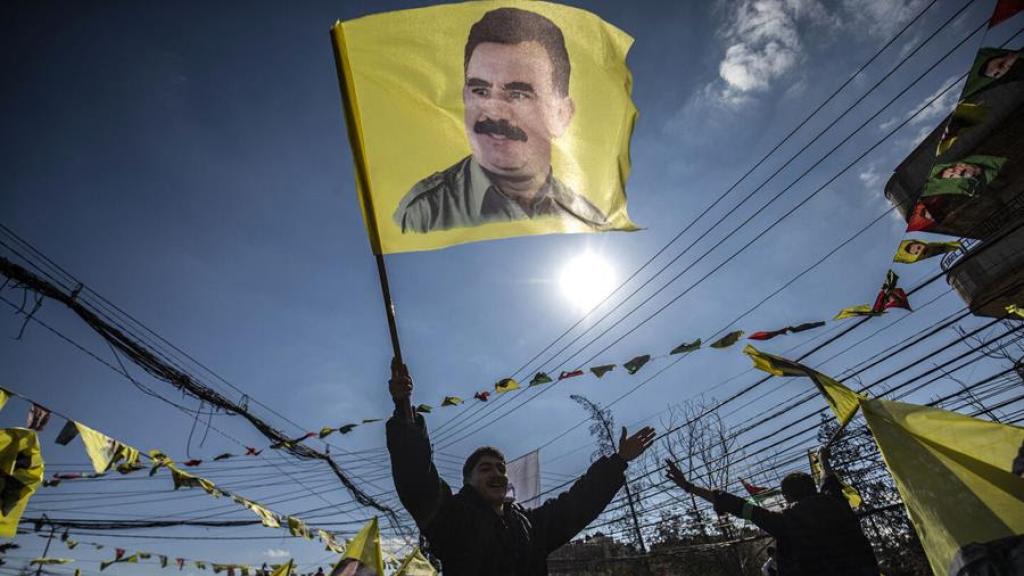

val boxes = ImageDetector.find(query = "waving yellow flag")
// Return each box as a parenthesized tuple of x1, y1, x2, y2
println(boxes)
(330, 517, 384, 576)
(861, 398, 1024, 575)
(394, 548, 437, 576)
(0, 428, 44, 538)
(332, 1, 638, 253)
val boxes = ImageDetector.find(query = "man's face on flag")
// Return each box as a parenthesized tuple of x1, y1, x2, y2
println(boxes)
(904, 241, 927, 256)
(983, 51, 1019, 79)
(939, 162, 982, 180)
(464, 40, 574, 180)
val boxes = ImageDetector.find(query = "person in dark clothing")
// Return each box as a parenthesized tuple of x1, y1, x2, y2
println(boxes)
(665, 446, 879, 576)
(386, 360, 655, 576)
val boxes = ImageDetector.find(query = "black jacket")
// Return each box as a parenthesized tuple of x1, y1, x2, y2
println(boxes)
(713, 476, 879, 576)
(387, 413, 627, 576)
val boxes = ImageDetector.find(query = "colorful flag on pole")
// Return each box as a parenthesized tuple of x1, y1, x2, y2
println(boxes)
(330, 517, 384, 576)
(331, 2, 640, 254)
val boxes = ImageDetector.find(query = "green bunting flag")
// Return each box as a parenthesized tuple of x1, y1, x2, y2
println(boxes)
(529, 372, 553, 386)
(339, 424, 358, 433)
(415, 404, 432, 413)
(709, 331, 743, 349)
(623, 355, 651, 375)
(670, 339, 701, 354)
(589, 364, 615, 378)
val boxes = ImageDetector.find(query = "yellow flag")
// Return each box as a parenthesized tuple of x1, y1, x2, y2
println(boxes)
(269, 560, 293, 576)
(394, 548, 436, 576)
(287, 516, 312, 540)
(331, 1, 639, 254)
(30, 558, 74, 565)
(331, 517, 384, 576)
(235, 496, 281, 528)
(892, 239, 961, 264)
(833, 304, 879, 320)
(1007, 304, 1024, 319)
(806, 449, 862, 509)
(0, 389, 8, 413)
(744, 345, 864, 425)
(861, 398, 1024, 575)
(0, 428, 45, 538)
(318, 529, 345, 554)
(494, 378, 520, 394)
(74, 422, 138, 474)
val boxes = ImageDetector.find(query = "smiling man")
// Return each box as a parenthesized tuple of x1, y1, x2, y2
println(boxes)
(393, 7, 610, 233)
(386, 360, 654, 575)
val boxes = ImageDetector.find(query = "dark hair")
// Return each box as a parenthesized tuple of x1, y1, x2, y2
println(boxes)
(463, 446, 505, 481)
(464, 7, 571, 97)
(780, 472, 817, 501)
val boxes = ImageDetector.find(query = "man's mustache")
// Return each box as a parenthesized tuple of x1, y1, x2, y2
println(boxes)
(473, 118, 528, 142)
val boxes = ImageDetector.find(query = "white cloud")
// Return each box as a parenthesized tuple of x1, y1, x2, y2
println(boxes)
(710, 0, 833, 104)
(263, 549, 290, 559)
(841, 0, 930, 39)
(878, 76, 963, 133)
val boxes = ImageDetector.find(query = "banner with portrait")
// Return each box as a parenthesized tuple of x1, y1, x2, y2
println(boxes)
(332, 1, 639, 253)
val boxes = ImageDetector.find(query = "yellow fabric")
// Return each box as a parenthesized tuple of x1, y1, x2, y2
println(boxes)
(0, 428, 44, 538)
(861, 398, 1024, 575)
(30, 558, 74, 565)
(287, 516, 312, 540)
(744, 345, 863, 425)
(74, 422, 138, 474)
(318, 529, 346, 554)
(494, 378, 520, 394)
(236, 495, 281, 528)
(269, 560, 293, 576)
(892, 239, 961, 264)
(332, 517, 384, 576)
(833, 304, 878, 320)
(331, 1, 638, 254)
(394, 548, 437, 576)
(806, 449, 862, 509)
(167, 463, 220, 496)
(1007, 304, 1024, 319)
(0, 390, 8, 413)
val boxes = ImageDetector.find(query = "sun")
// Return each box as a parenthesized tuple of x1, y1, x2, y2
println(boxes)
(559, 252, 617, 313)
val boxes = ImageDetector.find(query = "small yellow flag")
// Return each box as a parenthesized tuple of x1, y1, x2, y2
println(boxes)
(331, 1, 639, 254)
(331, 517, 384, 576)
(743, 345, 864, 425)
(0, 428, 45, 538)
(394, 547, 437, 576)
(833, 304, 879, 321)
(861, 398, 1024, 575)
(0, 389, 8, 413)
(495, 378, 520, 394)
(269, 560, 293, 576)
(74, 422, 139, 474)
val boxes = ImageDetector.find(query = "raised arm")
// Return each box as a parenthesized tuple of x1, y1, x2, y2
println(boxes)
(529, 426, 655, 552)
(665, 459, 788, 537)
(385, 361, 451, 531)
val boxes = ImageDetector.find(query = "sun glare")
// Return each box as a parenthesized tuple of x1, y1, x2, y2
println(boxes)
(559, 252, 616, 313)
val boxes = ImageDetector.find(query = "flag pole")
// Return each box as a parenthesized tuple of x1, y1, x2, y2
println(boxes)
(330, 24, 406, 370)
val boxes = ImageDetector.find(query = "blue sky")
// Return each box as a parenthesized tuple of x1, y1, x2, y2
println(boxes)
(3, 0, 1020, 571)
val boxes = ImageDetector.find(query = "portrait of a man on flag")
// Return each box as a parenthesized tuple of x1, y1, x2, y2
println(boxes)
(332, 0, 638, 253)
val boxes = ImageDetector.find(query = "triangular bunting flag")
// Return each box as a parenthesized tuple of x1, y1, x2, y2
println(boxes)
(623, 354, 651, 375)
(589, 364, 615, 378)
(528, 372, 553, 386)
(330, 517, 384, 576)
(709, 331, 743, 349)
(495, 378, 519, 394)
(670, 339, 701, 354)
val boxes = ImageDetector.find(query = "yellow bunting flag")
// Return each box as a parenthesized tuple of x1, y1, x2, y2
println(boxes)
(331, 517, 384, 576)
(101, 554, 139, 571)
(1007, 304, 1024, 319)
(167, 464, 220, 496)
(394, 548, 437, 576)
(287, 516, 312, 540)
(860, 398, 1024, 575)
(495, 378, 520, 394)
(743, 345, 864, 425)
(269, 560, 293, 576)
(0, 428, 45, 538)
(320, 426, 336, 439)
(331, 1, 639, 254)
(74, 422, 139, 474)
(318, 529, 345, 554)
(30, 558, 74, 565)
(441, 396, 463, 407)
(234, 495, 281, 528)
(807, 449, 862, 509)
(833, 305, 879, 321)
(0, 390, 7, 413)
(892, 239, 961, 264)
